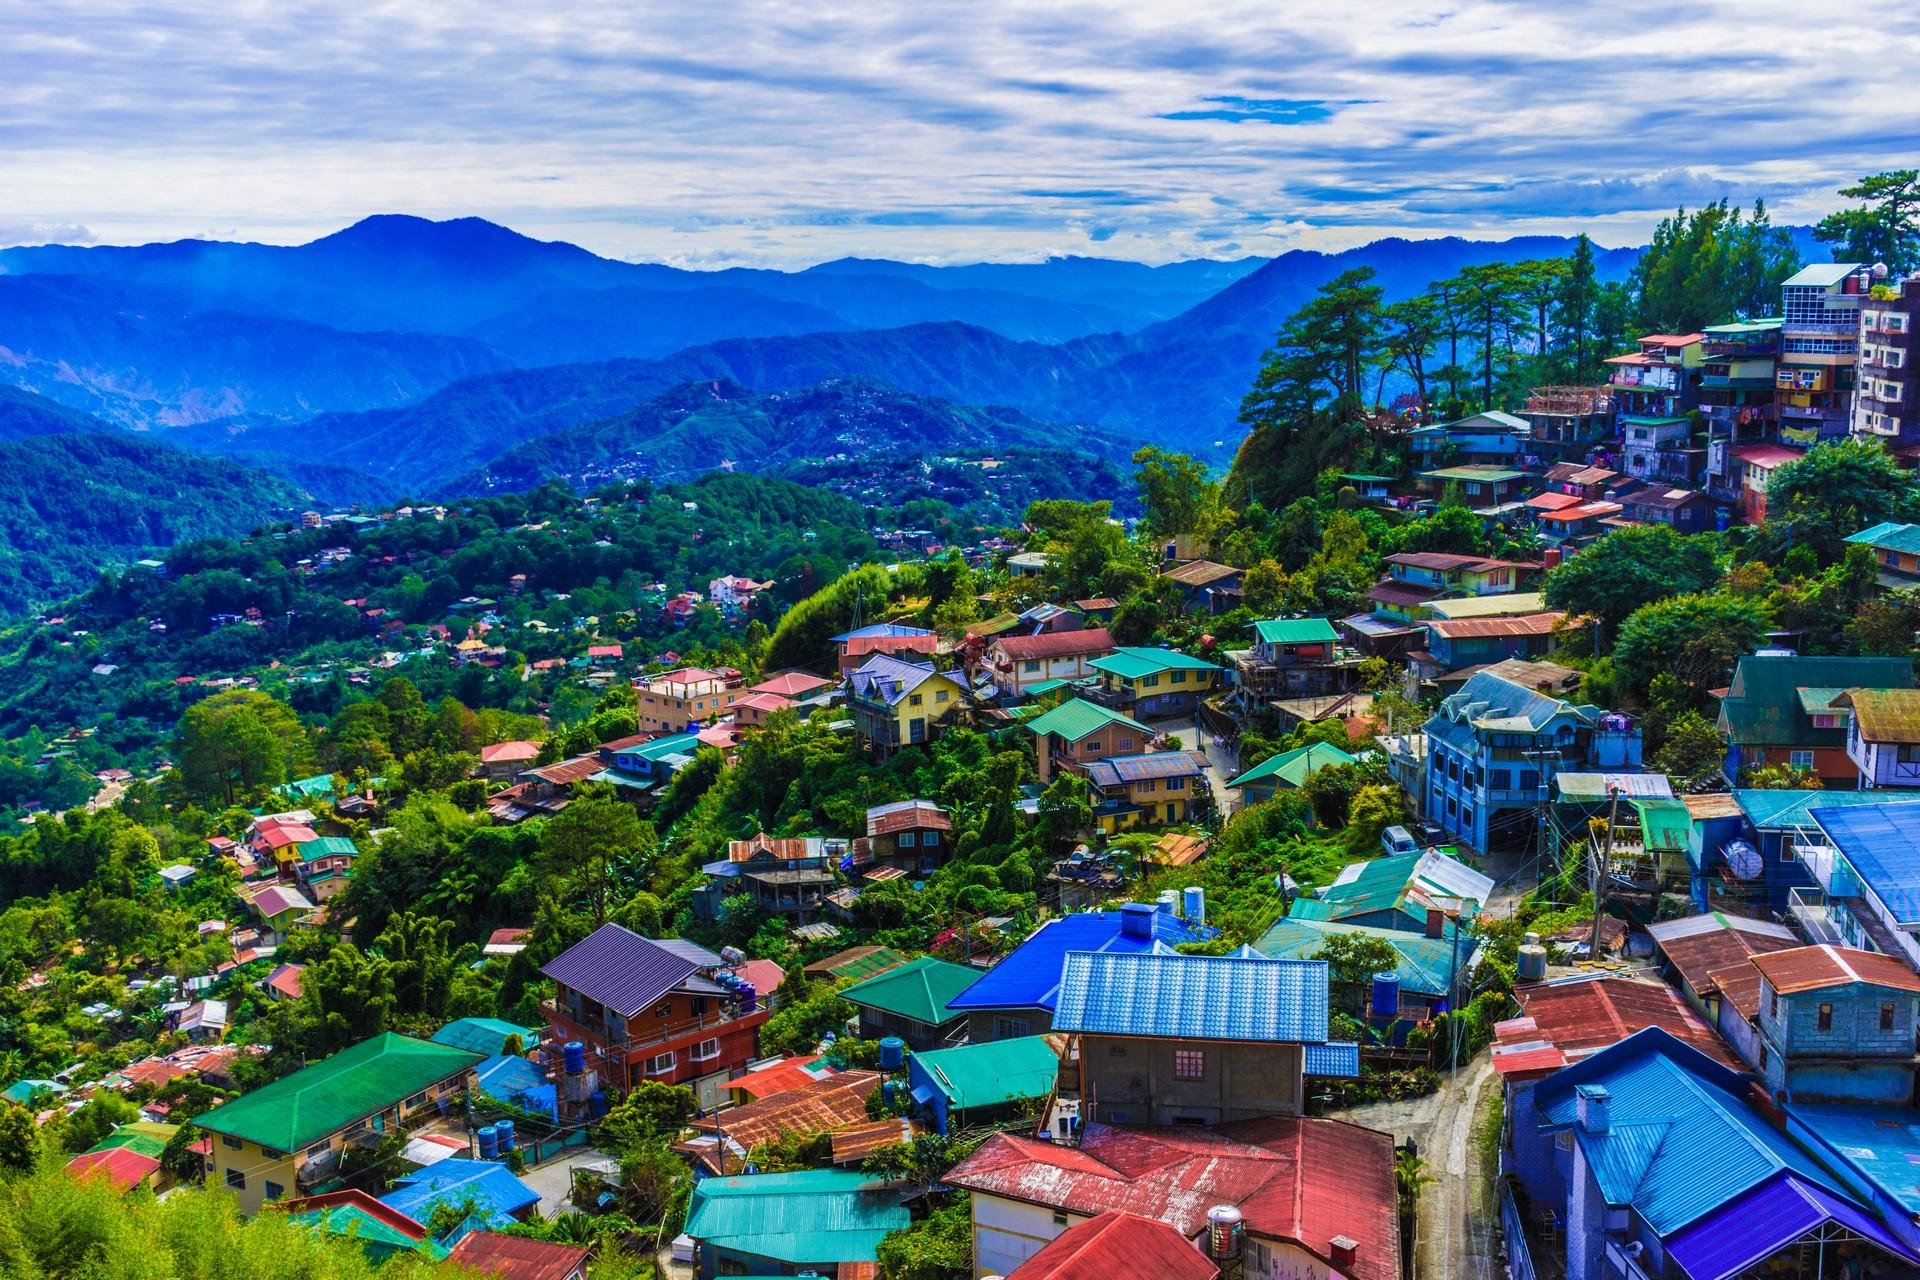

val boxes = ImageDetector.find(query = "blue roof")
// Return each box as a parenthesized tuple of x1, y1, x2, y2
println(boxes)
(1424, 669, 1599, 752)
(474, 1054, 549, 1098)
(945, 908, 1211, 1015)
(1810, 804, 1920, 925)
(1535, 1028, 1844, 1236)
(1053, 948, 1328, 1043)
(379, 1158, 538, 1229)
(1790, 1102, 1920, 1217)
(1665, 1173, 1917, 1280)
(847, 654, 945, 706)
(1734, 788, 1920, 832)
(429, 1018, 538, 1057)
(539, 923, 698, 1019)
(1304, 1041, 1361, 1077)
(832, 623, 934, 642)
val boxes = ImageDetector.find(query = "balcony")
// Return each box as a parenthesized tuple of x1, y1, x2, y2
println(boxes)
(540, 996, 772, 1063)
(1790, 888, 1841, 946)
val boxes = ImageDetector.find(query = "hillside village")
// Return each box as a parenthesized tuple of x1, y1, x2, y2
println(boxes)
(17, 218, 1920, 1280)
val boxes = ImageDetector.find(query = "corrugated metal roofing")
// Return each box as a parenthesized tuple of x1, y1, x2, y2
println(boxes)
(1718, 654, 1914, 748)
(1427, 592, 1550, 620)
(193, 1033, 480, 1151)
(866, 800, 950, 836)
(1227, 742, 1357, 791)
(1554, 773, 1676, 801)
(1782, 262, 1863, 287)
(847, 654, 945, 706)
(1024, 698, 1152, 742)
(913, 1036, 1061, 1110)
(1054, 950, 1328, 1043)
(947, 909, 1210, 1014)
(380, 1157, 538, 1226)
(1089, 647, 1222, 680)
(1162, 559, 1240, 587)
(1254, 916, 1472, 997)
(1303, 1041, 1360, 1077)
(1810, 804, 1920, 924)
(538, 923, 700, 1018)
(429, 1017, 540, 1057)
(1665, 1173, 1917, 1278)
(443, 1232, 590, 1280)
(838, 956, 978, 1025)
(1084, 751, 1210, 788)
(682, 1169, 909, 1267)
(1318, 849, 1494, 925)
(1426, 611, 1565, 640)
(1839, 687, 1920, 743)
(688, 1072, 881, 1151)
(1512, 976, 1740, 1067)
(1847, 520, 1920, 556)
(1789, 1103, 1920, 1217)
(1006, 1211, 1220, 1280)
(1648, 914, 1798, 999)
(1252, 617, 1339, 645)
(1736, 787, 1920, 831)
(1748, 943, 1920, 994)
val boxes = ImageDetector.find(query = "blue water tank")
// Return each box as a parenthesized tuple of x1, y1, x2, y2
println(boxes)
(495, 1118, 515, 1153)
(562, 1040, 586, 1074)
(588, 1089, 608, 1119)
(1370, 971, 1402, 1020)
(883, 1079, 903, 1110)
(477, 1125, 499, 1160)
(1183, 886, 1206, 925)
(878, 1037, 906, 1070)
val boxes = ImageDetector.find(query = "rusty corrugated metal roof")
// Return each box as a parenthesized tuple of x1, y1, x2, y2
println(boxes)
(1749, 944, 1920, 994)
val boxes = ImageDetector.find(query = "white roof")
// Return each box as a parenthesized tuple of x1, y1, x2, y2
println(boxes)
(1646, 913, 1796, 943)
(1782, 262, 1863, 288)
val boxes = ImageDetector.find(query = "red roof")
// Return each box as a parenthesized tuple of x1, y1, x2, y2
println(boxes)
(586, 644, 623, 659)
(867, 801, 953, 837)
(843, 634, 938, 659)
(945, 1120, 1397, 1280)
(732, 958, 785, 996)
(993, 628, 1116, 662)
(1009, 1211, 1219, 1280)
(1501, 976, 1739, 1068)
(66, 1147, 161, 1191)
(729, 1054, 833, 1100)
(1426, 612, 1566, 640)
(479, 740, 540, 764)
(1733, 443, 1802, 469)
(733, 691, 796, 714)
(1526, 491, 1584, 511)
(751, 671, 835, 698)
(443, 1232, 590, 1280)
(253, 823, 317, 848)
(264, 962, 304, 1000)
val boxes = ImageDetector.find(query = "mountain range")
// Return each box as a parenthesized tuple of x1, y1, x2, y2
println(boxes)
(0, 215, 1653, 493)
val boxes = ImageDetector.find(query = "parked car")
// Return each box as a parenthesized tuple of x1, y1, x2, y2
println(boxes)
(1380, 826, 1418, 857)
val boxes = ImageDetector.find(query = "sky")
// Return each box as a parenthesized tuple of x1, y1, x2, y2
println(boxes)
(4, 0, 1919, 268)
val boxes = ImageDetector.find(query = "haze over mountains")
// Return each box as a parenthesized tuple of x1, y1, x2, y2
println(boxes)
(0, 214, 1649, 507)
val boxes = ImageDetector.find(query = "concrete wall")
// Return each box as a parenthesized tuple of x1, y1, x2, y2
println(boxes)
(1759, 982, 1918, 1104)
(965, 1008, 1054, 1044)
(1079, 1036, 1302, 1125)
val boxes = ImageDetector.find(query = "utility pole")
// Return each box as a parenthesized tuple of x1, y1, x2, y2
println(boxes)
(1590, 785, 1621, 960)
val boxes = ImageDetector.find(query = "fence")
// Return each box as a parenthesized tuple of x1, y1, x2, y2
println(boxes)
(1499, 1179, 1538, 1280)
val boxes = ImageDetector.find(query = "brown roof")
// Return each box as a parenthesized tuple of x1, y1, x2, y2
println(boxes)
(803, 945, 909, 982)
(1835, 688, 1920, 744)
(1147, 832, 1211, 866)
(1683, 793, 1744, 820)
(1652, 917, 1800, 997)
(728, 833, 819, 863)
(526, 755, 605, 786)
(830, 1117, 923, 1165)
(1162, 559, 1240, 587)
(1366, 580, 1448, 608)
(1748, 944, 1920, 995)
(686, 1071, 882, 1151)
(1075, 597, 1120, 610)
(844, 634, 938, 658)
(1425, 611, 1565, 640)
(1626, 488, 1710, 512)
(1704, 961, 1769, 1020)
(1508, 976, 1740, 1066)
(867, 802, 952, 837)
(1383, 552, 1530, 573)
(443, 1232, 589, 1280)
(993, 627, 1116, 662)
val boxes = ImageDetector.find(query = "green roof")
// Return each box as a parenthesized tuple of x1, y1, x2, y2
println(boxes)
(87, 1122, 177, 1159)
(1088, 647, 1221, 680)
(817, 946, 912, 983)
(1618, 416, 1692, 427)
(1423, 466, 1526, 482)
(1340, 473, 1397, 482)
(683, 1169, 909, 1266)
(1718, 654, 1915, 748)
(429, 1017, 539, 1057)
(1703, 318, 1784, 334)
(1, 1080, 64, 1105)
(1848, 521, 1920, 556)
(277, 774, 338, 800)
(1228, 742, 1357, 791)
(1254, 916, 1471, 997)
(1631, 797, 1692, 852)
(1024, 697, 1150, 742)
(1252, 618, 1339, 645)
(911, 1036, 1060, 1110)
(298, 836, 359, 862)
(288, 1204, 445, 1259)
(193, 1033, 480, 1151)
(839, 956, 978, 1026)
(1795, 687, 1848, 714)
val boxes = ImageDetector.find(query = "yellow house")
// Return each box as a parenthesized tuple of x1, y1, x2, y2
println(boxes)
(846, 654, 970, 757)
(193, 1033, 480, 1213)
(1083, 750, 1213, 833)
(1086, 648, 1223, 719)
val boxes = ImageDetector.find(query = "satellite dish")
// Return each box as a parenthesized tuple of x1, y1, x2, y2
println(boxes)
(1723, 839, 1763, 880)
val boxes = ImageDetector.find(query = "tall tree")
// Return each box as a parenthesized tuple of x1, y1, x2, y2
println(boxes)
(1450, 264, 1526, 409)
(1379, 296, 1441, 410)
(1132, 447, 1215, 540)
(173, 689, 306, 806)
(1815, 170, 1920, 273)
(1551, 235, 1602, 383)
(1634, 200, 1799, 332)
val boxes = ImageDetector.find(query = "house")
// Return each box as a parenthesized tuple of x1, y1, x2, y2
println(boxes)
(677, 1071, 882, 1176)
(294, 835, 358, 897)
(1619, 485, 1718, 533)
(538, 924, 769, 1108)
(751, 670, 835, 701)
(846, 654, 969, 757)
(803, 945, 910, 985)
(1782, 1102, 1920, 1259)
(66, 1145, 164, 1192)
(1534, 499, 1625, 545)
(1256, 914, 1476, 1021)
(1295, 848, 1495, 934)
(1541, 461, 1630, 500)
(442, 1233, 589, 1280)
(1726, 788, 1920, 915)
(1160, 560, 1242, 614)
(1052, 949, 1355, 1126)
(838, 955, 978, 1051)
(681, 1169, 909, 1280)
(1082, 751, 1213, 833)
(1857, 274, 1920, 450)
(1231, 617, 1350, 700)
(707, 575, 772, 610)
(1407, 408, 1531, 468)
(906, 1036, 1060, 1135)
(250, 884, 315, 936)
(159, 864, 196, 891)
(1847, 520, 1920, 588)
(715, 833, 838, 920)
(1618, 416, 1703, 488)
(945, 1119, 1398, 1280)
(194, 1033, 481, 1213)
(1084, 648, 1223, 719)
(378, 1157, 539, 1235)
(854, 800, 952, 875)
(597, 731, 701, 798)
(1717, 652, 1916, 786)
(1522, 386, 1614, 462)
(1416, 611, 1566, 676)
(724, 1053, 835, 1104)
(1420, 465, 1531, 517)
(1524, 1026, 1919, 1280)
(1838, 687, 1920, 788)
(1697, 318, 1782, 499)
(1225, 742, 1356, 810)
(1732, 442, 1802, 525)
(430, 1017, 539, 1058)
(175, 998, 227, 1042)
(728, 690, 793, 729)
(986, 628, 1115, 701)
(946, 904, 1211, 1042)
(832, 622, 938, 676)
(489, 754, 606, 822)
(477, 741, 540, 783)
(632, 667, 745, 734)
(262, 962, 304, 1002)
(1747, 944, 1920, 1105)
(1025, 698, 1154, 783)
(1423, 668, 1641, 852)
(1645, 912, 1799, 1063)
(1606, 332, 1703, 421)
(1005, 1210, 1220, 1280)
(1371, 552, 1530, 628)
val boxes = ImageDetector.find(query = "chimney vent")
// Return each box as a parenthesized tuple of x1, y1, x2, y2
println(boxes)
(1576, 1083, 1612, 1135)
(1425, 908, 1446, 939)
(1330, 1236, 1358, 1269)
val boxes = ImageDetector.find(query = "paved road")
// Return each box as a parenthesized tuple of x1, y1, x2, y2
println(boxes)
(1160, 722, 1238, 811)
(517, 1146, 614, 1218)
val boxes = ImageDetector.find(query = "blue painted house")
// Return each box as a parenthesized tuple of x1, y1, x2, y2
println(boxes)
(1749, 944, 1920, 1106)
(1422, 669, 1642, 853)
(905, 1036, 1060, 1135)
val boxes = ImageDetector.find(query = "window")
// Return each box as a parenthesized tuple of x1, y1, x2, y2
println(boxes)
(306, 1142, 330, 1160)
(264, 1181, 284, 1201)
(222, 1135, 244, 1151)
(646, 1051, 675, 1075)
(1882, 1003, 1897, 1031)
(1053, 1210, 1070, 1226)
(693, 1038, 720, 1062)
(654, 1000, 674, 1018)
(996, 1017, 1030, 1039)
(1173, 1049, 1205, 1080)
(690, 996, 708, 1016)
(909, 694, 922, 707)
(898, 831, 917, 847)
(404, 1092, 427, 1109)
(1141, 673, 1161, 688)
(1170, 670, 1187, 683)
(1789, 750, 1815, 769)
(1818, 1002, 1834, 1031)
(1770, 990, 1780, 1018)
(225, 1169, 247, 1190)
(1085, 738, 1103, 755)
(935, 690, 949, 703)
(1024, 660, 1042, 673)
(1116, 737, 1133, 752)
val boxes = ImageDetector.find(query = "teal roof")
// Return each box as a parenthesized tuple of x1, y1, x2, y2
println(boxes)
(1024, 698, 1150, 743)
(1703, 318, 1783, 334)
(839, 956, 978, 1026)
(1314, 849, 1494, 927)
(1254, 916, 1472, 998)
(1718, 654, 1915, 748)
(1618, 416, 1692, 427)
(682, 1169, 909, 1266)
(278, 774, 338, 800)
(910, 1037, 1060, 1110)
(193, 1033, 480, 1151)
(298, 836, 359, 862)
(1, 1080, 65, 1105)
(429, 1017, 539, 1057)
(1847, 521, 1920, 556)
(1089, 647, 1222, 680)
(1252, 617, 1339, 645)
(1631, 798, 1692, 852)
(287, 1203, 445, 1259)
(1735, 788, 1920, 831)
(1227, 742, 1356, 791)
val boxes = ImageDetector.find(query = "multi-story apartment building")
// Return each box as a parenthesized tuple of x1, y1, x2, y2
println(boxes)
(1856, 273, 1920, 451)
(1520, 385, 1614, 464)
(1606, 333, 1702, 421)
(1698, 318, 1781, 499)
(1777, 262, 1868, 446)
(632, 666, 745, 734)
(1619, 415, 1703, 487)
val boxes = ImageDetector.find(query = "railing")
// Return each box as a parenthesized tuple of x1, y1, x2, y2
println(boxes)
(1789, 887, 1841, 945)
(1499, 1181, 1538, 1280)
(540, 998, 771, 1060)
(1604, 1239, 1656, 1280)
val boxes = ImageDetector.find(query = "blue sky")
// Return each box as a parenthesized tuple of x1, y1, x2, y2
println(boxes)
(3, 0, 1917, 266)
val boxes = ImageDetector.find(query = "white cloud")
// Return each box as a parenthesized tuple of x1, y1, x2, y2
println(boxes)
(0, 0, 1915, 264)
